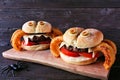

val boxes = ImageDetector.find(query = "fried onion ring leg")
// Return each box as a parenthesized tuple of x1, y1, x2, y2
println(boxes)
(93, 42, 116, 70)
(11, 29, 23, 42)
(50, 36, 63, 57)
(11, 29, 26, 51)
(51, 27, 63, 38)
(103, 39, 117, 54)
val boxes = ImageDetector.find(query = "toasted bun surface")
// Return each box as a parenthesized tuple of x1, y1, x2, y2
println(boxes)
(22, 21, 36, 33)
(76, 28, 104, 48)
(63, 28, 103, 48)
(63, 27, 84, 45)
(60, 52, 97, 65)
(22, 21, 52, 33)
(22, 44, 50, 51)
(36, 21, 52, 33)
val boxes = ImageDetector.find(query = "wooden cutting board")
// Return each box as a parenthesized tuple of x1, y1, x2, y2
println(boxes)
(2, 48, 109, 80)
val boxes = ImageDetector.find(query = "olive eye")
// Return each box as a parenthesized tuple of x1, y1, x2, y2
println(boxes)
(40, 21, 45, 25)
(28, 22, 34, 26)
(82, 31, 90, 37)
(70, 29, 77, 34)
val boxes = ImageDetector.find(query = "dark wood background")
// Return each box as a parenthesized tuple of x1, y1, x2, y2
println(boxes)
(0, 0, 120, 80)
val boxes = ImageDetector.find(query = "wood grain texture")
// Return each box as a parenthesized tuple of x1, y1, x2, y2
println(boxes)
(2, 48, 109, 80)
(0, 8, 120, 52)
(0, 0, 120, 8)
(0, 0, 120, 80)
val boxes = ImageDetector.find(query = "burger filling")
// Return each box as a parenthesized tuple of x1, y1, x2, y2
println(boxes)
(23, 34, 51, 46)
(59, 42, 99, 58)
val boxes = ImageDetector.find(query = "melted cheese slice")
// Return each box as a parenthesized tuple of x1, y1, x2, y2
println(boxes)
(23, 34, 50, 45)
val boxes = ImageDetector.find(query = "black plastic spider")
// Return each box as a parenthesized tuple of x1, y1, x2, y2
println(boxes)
(1, 61, 28, 77)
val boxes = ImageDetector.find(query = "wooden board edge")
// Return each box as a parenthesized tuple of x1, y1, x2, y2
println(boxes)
(2, 49, 109, 80)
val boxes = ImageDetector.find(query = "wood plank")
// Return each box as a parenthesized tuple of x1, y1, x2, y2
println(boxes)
(2, 48, 109, 80)
(0, 0, 120, 8)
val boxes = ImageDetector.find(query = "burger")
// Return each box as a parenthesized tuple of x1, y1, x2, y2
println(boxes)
(21, 21, 52, 50)
(50, 27, 104, 65)
(22, 20, 60, 50)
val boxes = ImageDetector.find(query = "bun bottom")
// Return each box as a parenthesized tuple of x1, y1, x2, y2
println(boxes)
(22, 44, 50, 51)
(60, 52, 97, 65)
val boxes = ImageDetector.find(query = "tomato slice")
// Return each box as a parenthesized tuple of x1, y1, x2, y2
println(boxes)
(22, 40, 50, 46)
(22, 41, 37, 46)
(60, 47, 99, 58)
(60, 47, 80, 57)
(27, 42, 37, 46)
(79, 52, 92, 58)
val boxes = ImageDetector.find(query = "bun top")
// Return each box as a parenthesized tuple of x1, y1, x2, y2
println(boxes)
(76, 28, 104, 48)
(22, 21, 52, 33)
(63, 27, 84, 45)
(63, 27, 104, 48)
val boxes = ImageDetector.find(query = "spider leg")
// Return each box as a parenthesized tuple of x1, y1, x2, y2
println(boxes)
(6, 68, 11, 76)
(11, 70, 15, 77)
(3, 68, 11, 80)
(1, 66, 10, 75)
(16, 61, 22, 67)
(1, 65, 9, 70)
(17, 61, 28, 70)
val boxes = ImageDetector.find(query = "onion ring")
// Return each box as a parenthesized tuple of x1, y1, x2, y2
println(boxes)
(103, 39, 117, 54)
(11, 29, 26, 51)
(50, 36, 63, 57)
(93, 40, 116, 70)
(51, 27, 63, 38)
